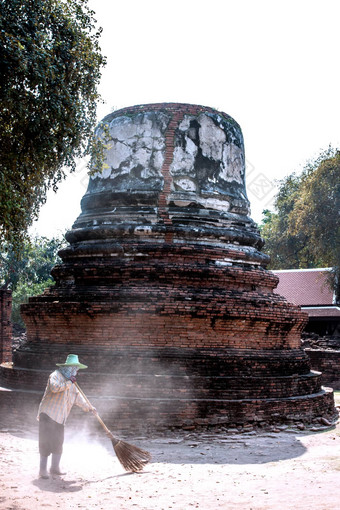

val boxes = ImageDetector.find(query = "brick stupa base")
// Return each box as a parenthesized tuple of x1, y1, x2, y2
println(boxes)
(0, 104, 336, 430)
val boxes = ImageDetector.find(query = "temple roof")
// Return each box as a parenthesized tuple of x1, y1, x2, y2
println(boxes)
(273, 268, 336, 306)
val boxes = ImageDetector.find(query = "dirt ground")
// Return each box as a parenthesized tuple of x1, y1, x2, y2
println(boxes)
(1, 395, 340, 510)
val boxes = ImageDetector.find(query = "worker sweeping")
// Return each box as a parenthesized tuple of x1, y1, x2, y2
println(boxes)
(37, 354, 97, 479)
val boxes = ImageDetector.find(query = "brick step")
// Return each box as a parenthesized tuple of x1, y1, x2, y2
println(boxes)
(12, 345, 311, 377)
(0, 385, 335, 432)
(0, 364, 321, 399)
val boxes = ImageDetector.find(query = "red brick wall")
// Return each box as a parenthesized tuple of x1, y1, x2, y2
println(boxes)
(22, 257, 307, 354)
(0, 289, 12, 364)
(306, 348, 340, 389)
(22, 305, 304, 350)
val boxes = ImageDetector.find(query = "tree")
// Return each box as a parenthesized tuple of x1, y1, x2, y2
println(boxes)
(259, 147, 340, 294)
(0, 0, 106, 251)
(288, 150, 340, 291)
(0, 235, 66, 326)
(260, 174, 314, 270)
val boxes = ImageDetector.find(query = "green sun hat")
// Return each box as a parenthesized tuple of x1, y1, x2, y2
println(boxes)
(56, 354, 88, 369)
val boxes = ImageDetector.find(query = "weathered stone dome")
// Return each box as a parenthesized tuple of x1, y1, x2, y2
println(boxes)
(0, 103, 335, 431)
(65, 103, 264, 260)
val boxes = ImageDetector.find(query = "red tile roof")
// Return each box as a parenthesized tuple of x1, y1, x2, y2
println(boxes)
(273, 268, 335, 306)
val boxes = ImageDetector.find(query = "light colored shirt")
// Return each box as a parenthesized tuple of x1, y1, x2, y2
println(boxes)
(37, 370, 91, 425)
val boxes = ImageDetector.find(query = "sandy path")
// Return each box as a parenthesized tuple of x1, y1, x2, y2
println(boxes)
(1, 413, 340, 510)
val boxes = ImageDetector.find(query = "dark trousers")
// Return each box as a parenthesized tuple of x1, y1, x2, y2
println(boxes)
(39, 413, 64, 457)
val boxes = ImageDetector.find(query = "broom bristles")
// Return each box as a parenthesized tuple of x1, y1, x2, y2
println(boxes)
(112, 438, 151, 472)
(73, 382, 150, 472)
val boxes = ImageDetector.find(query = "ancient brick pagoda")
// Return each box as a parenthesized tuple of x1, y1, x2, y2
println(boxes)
(0, 103, 336, 429)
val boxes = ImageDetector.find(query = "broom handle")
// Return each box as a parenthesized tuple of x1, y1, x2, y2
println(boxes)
(74, 382, 114, 439)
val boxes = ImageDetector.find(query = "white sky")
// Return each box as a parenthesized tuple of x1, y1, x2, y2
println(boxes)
(31, 0, 340, 238)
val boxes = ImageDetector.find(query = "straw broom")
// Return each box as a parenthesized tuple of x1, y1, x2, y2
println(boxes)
(75, 382, 151, 472)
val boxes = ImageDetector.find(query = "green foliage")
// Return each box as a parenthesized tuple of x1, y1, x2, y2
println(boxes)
(0, 0, 106, 252)
(0, 235, 66, 326)
(11, 278, 55, 327)
(0, 235, 65, 289)
(259, 147, 340, 295)
(260, 173, 315, 270)
(289, 151, 340, 268)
